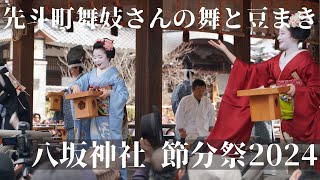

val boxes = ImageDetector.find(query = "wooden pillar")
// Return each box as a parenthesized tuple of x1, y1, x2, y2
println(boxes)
(12, 0, 34, 125)
(135, 0, 163, 139)
(234, 0, 251, 62)
(12, 1, 34, 126)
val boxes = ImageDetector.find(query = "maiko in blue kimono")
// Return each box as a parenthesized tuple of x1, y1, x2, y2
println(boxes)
(71, 39, 128, 144)
(72, 67, 128, 143)
(70, 39, 129, 179)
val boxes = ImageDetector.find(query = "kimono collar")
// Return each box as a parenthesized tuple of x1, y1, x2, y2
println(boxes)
(279, 50, 304, 71)
(278, 50, 308, 80)
(75, 72, 84, 80)
(192, 93, 202, 104)
(95, 66, 117, 78)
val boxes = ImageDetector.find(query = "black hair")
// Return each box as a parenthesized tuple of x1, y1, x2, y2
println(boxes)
(192, 79, 206, 90)
(150, 164, 177, 180)
(284, 15, 311, 42)
(33, 113, 41, 119)
(93, 38, 115, 59)
(79, 66, 84, 74)
(150, 170, 177, 180)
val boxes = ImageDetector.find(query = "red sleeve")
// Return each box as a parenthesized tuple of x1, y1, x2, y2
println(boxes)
(286, 60, 320, 142)
(206, 57, 276, 153)
(223, 58, 274, 106)
(295, 60, 320, 108)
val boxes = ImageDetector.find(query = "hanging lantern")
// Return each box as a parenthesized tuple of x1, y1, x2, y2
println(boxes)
(183, 28, 189, 42)
(108, 18, 118, 36)
(111, 26, 118, 36)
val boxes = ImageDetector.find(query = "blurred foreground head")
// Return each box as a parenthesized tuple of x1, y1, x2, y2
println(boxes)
(32, 161, 96, 180)
(187, 153, 242, 180)
(290, 169, 320, 180)
(149, 148, 177, 180)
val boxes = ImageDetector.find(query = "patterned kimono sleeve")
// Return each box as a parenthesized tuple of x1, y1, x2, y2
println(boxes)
(70, 72, 91, 92)
(108, 74, 129, 141)
(68, 72, 91, 143)
(66, 72, 90, 119)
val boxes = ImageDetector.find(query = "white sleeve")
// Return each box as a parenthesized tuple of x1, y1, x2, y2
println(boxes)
(175, 98, 186, 130)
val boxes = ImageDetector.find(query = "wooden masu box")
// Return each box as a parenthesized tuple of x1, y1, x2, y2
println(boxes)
(237, 86, 290, 122)
(47, 92, 64, 111)
(65, 91, 102, 119)
(57, 125, 66, 141)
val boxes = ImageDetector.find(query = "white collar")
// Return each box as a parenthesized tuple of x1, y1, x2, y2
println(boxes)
(279, 49, 306, 71)
(96, 66, 112, 77)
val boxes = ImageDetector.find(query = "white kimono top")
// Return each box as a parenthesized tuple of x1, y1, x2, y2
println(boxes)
(175, 94, 215, 137)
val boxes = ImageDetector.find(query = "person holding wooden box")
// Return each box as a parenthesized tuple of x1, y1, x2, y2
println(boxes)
(53, 45, 85, 141)
(70, 38, 129, 179)
(206, 12, 320, 156)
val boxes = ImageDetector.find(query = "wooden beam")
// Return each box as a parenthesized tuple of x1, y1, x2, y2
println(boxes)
(12, 0, 35, 126)
(135, 0, 163, 139)
(234, 0, 251, 62)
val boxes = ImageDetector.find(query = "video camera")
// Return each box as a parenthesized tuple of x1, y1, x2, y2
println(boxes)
(2, 122, 32, 179)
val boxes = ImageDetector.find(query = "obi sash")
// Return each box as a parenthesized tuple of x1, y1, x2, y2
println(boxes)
(276, 72, 305, 120)
(89, 85, 112, 116)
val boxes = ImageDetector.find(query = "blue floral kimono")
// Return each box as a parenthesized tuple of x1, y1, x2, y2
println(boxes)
(71, 67, 129, 145)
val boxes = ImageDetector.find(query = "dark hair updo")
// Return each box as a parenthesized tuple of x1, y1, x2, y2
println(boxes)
(93, 38, 116, 59)
(285, 14, 312, 43)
